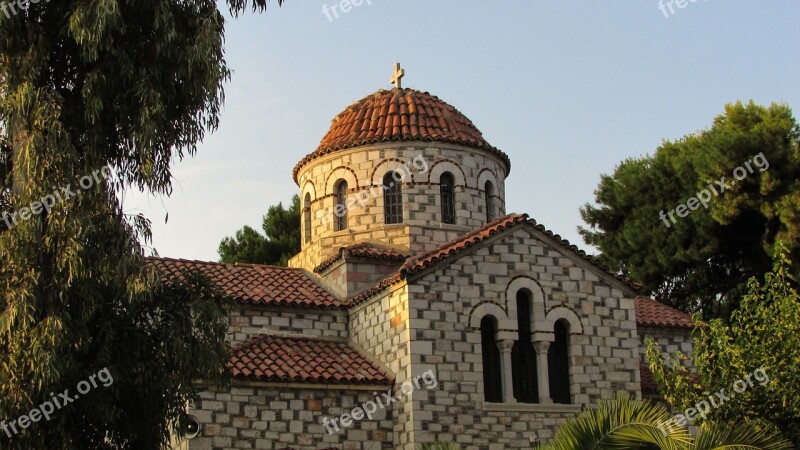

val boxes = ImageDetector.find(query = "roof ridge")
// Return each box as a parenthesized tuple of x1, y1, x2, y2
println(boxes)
(147, 256, 303, 272)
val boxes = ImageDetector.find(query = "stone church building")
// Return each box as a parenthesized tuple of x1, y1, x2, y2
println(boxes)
(156, 69, 694, 449)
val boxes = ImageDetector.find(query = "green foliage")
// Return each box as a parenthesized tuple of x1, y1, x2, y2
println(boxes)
(535, 394, 792, 450)
(646, 244, 800, 444)
(218, 194, 300, 266)
(580, 101, 800, 317)
(0, 0, 282, 447)
(420, 443, 461, 450)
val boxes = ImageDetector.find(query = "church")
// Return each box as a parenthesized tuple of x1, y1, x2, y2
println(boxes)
(158, 65, 694, 449)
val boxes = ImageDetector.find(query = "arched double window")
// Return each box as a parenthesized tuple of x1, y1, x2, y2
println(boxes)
(548, 320, 571, 404)
(484, 181, 495, 222)
(383, 172, 403, 224)
(511, 290, 538, 403)
(480, 316, 503, 402)
(334, 180, 348, 231)
(440, 172, 455, 224)
(303, 193, 312, 244)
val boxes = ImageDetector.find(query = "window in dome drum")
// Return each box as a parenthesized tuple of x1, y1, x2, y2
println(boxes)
(383, 172, 403, 224)
(303, 193, 312, 244)
(335, 180, 348, 231)
(440, 173, 456, 224)
(485, 180, 495, 222)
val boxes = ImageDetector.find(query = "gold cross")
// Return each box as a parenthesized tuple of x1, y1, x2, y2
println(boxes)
(390, 63, 405, 89)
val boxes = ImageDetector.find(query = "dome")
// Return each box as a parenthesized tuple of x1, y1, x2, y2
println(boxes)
(293, 88, 510, 182)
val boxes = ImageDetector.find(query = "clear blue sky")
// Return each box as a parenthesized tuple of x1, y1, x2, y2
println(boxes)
(125, 0, 800, 261)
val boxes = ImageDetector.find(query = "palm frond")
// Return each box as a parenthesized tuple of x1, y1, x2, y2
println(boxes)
(692, 422, 794, 450)
(535, 394, 690, 450)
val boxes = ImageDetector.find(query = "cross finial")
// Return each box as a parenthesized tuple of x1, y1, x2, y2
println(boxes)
(390, 63, 405, 89)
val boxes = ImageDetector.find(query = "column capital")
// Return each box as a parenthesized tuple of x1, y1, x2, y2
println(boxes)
(498, 339, 515, 353)
(533, 341, 551, 354)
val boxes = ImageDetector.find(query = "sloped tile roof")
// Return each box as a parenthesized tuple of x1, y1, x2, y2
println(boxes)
(148, 257, 344, 309)
(399, 213, 529, 276)
(635, 296, 693, 329)
(229, 334, 393, 385)
(293, 88, 511, 183)
(347, 273, 403, 308)
(398, 213, 639, 292)
(314, 242, 410, 274)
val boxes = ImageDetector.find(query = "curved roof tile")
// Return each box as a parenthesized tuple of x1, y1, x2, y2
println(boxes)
(293, 88, 511, 183)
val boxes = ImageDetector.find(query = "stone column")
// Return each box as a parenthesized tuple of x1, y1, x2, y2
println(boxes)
(498, 340, 516, 403)
(533, 341, 553, 404)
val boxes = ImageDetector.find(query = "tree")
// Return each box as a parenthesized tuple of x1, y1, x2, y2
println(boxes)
(534, 394, 792, 450)
(580, 101, 800, 318)
(0, 0, 284, 447)
(218, 194, 300, 266)
(646, 244, 800, 445)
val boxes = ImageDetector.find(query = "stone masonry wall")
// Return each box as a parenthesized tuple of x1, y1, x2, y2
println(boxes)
(404, 227, 642, 449)
(318, 259, 403, 298)
(187, 383, 394, 450)
(228, 304, 348, 347)
(348, 284, 416, 449)
(638, 326, 693, 367)
(290, 142, 508, 272)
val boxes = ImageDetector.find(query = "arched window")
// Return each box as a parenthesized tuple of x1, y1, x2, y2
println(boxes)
(334, 180, 348, 231)
(480, 316, 503, 403)
(383, 172, 403, 224)
(484, 181, 495, 222)
(440, 172, 456, 224)
(511, 290, 538, 403)
(548, 320, 571, 404)
(303, 194, 312, 244)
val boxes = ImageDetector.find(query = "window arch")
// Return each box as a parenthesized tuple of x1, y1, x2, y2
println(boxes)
(303, 193, 312, 244)
(480, 316, 503, 403)
(484, 180, 495, 222)
(383, 172, 403, 224)
(548, 320, 571, 404)
(334, 179, 348, 231)
(440, 172, 455, 224)
(511, 290, 538, 403)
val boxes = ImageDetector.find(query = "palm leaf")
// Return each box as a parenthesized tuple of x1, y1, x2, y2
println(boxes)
(692, 422, 794, 450)
(536, 394, 690, 450)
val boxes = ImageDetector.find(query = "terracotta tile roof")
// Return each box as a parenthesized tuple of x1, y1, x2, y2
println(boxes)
(397, 213, 639, 292)
(148, 257, 344, 309)
(229, 334, 393, 385)
(293, 88, 511, 183)
(314, 242, 410, 274)
(347, 273, 403, 307)
(399, 213, 529, 276)
(635, 296, 694, 329)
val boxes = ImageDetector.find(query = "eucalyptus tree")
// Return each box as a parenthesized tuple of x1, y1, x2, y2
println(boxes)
(0, 0, 283, 447)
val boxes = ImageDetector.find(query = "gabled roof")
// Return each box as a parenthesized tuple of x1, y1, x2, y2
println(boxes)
(399, 213, 640, 292)
(313, 242, 410, 274)
(229, 334, 393, 385)
(634, 296, 693, 329)
(148, 257, 345, 309)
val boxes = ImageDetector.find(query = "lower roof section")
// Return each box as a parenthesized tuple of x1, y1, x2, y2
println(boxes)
(229, 334, 393, 386)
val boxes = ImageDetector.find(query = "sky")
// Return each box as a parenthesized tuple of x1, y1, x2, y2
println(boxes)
(124, 0, 800, 261)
